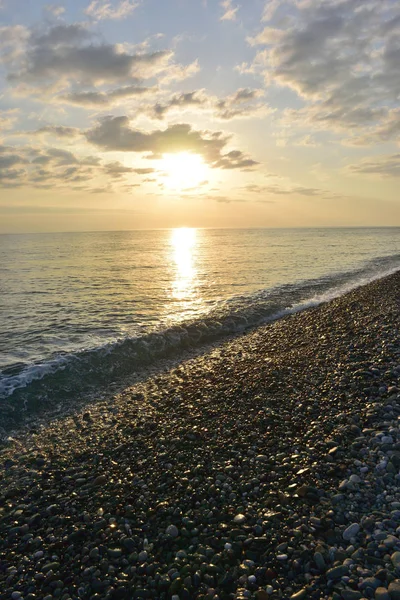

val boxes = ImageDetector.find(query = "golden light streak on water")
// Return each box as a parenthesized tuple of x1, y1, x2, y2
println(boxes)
(170, 227, 198, 301)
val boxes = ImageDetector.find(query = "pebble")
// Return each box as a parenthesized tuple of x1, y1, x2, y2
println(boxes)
(392, 553, 400, 568)
(375, 588, 390, 600)
(166, 525, 179, 538)
(327, 565, 349, 580)
(388, 581, 400, 600)
(290, 589, 307, 600)
(314, 551, 326, 571)
(343, 523, 360, 540)
(233, 514, 246, 525)
(0, 272, 399, 600)
(341, 591, 362, 600)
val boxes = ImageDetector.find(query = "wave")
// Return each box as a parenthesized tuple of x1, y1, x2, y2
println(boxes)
(0, 253, 399, 437)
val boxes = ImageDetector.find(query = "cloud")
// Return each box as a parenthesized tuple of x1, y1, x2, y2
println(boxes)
(213, 150, 258, 170)
(220, 0, 239, 21)
(86, 116, 258, 170)
(243, 181, 340, 199)
(0, 109, 19, 131)
(31, 24, 90, 48)
(347, 154, 400, 178)
(0, 143, 148, 190)
(157, 59, 200, 85)
(86, 117, 227, 159)
(85, 0, 139, 20)
(44, 5, 66, 17)
(148, 88, 269, 121)
(150, 91, 208, 120)
(32, 125, 81, 138)
(248, 27, 284, 46)
(345, 109, 400, 147)
(295, 134, 319, 147)
(249, 0, 400, 144)
(103, 161, 135, 177)
(0, 154, 28, 168)
(60, 84, 154, 107)
(133, 167, 156, 175)
(1, 22, 200, 114)
(215, 88, 269, 120)
(261, 0, 282, 23)
(2, 22, 195, 103)
(0, 25, 30, 63)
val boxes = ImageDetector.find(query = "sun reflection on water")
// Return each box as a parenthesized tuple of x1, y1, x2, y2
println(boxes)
(170, 228, 197, 301)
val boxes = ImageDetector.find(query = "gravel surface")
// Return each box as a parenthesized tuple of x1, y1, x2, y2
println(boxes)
(0, 271, 399, 600)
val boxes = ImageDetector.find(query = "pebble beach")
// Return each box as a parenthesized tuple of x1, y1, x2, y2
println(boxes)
(0, 271, 399, 600)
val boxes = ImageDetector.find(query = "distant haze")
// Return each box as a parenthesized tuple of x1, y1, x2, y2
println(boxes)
(0, 0, 399, 232)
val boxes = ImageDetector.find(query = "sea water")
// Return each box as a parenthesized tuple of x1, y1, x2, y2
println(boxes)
(1, 227, 399, 436)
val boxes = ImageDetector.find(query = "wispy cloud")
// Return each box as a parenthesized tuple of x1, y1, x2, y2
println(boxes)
(85, 0, 139, 20)
(148, 88, 269, 121)
(347, 154, 400, 178)
(44, 4, 65, 17)
(60, 84, 155, 107)
(220, 0, 239, 21)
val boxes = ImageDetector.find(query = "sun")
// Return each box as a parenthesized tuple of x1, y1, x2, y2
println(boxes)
(160, 152, 208, 191)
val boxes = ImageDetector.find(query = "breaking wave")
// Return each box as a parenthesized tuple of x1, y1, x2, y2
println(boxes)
(0, 252, 399, 437)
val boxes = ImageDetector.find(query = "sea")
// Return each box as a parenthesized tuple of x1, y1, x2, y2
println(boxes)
(1, 227, 399, 438)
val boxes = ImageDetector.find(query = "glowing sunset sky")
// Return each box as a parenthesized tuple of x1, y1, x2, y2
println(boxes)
(0, 0, 399, 232)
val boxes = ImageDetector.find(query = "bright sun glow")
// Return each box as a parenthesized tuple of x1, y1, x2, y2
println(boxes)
(161, 152, 208, 191)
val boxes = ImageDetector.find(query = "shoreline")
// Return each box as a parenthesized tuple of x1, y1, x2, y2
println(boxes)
(0, 271, 399, 600)
(3, 263, 399, 442)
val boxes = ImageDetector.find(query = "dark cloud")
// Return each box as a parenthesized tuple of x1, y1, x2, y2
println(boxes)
(31, 24, 90, 47)
(86, 116, 258, 170)
(14, 44, 169, 85)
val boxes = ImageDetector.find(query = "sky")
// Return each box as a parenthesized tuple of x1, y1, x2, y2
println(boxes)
(0, 0, 399, 232)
